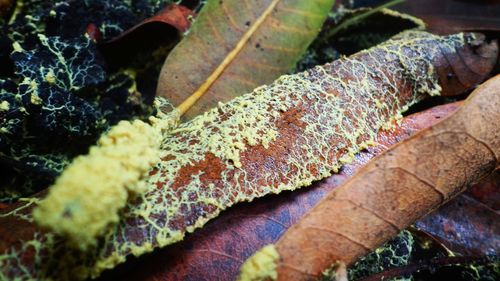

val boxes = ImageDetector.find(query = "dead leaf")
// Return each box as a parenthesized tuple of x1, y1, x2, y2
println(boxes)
(96, 102, 462, 281)
(157, 0, 335, 119)
(100, 4, 194, 67)
(415, 172, 500, 256)
(107, 3, 194, 42)
(394, 0, 500, 35)
(250, 74, 500, 281)
(468, 171, 500, 210)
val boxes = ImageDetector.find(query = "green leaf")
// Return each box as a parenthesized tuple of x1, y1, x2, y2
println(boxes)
(157, 0, 335, 119)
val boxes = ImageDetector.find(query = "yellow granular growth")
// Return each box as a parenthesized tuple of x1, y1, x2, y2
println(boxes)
(30, 93, 42, 105)
(238, 245, 279, 281)
(44, 69, 56, 84)
(0, 100, 9, 111)
(33, 99, 179, 250)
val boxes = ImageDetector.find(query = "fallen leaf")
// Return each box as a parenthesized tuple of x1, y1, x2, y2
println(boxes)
(394, 0, 500, 35)
(467, 171, 500, 210)
(100, 4, 195, 67)
(157, 0, 335, 119)
(247, 74, 500, 281)
(415, 172, 500, 256)
(96, 102, 462, 281)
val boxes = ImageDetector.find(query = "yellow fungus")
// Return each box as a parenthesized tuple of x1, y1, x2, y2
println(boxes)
(12, 41, 24, 52)
(237, 245, 279, 281)
(33, 98, 179, 250)
(30, 93, 42, 105)
(0, 101, 10, 111)
(44, 69, 56, 84)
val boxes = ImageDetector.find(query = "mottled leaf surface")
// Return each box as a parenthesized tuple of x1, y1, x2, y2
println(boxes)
(96, 103, 462, 281)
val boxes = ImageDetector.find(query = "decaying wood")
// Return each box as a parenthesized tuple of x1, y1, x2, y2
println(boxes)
(242, 74, 500, 281)
(0, 31, 496, 281)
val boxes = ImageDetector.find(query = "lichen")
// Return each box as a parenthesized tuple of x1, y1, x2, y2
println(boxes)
(0, 31, 469, 280)
(237, 244, 279, 281)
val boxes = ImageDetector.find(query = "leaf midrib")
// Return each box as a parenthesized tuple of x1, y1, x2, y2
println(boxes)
(176, 0, 282, 116)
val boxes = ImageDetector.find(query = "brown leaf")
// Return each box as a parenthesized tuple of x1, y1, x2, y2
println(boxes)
(157, 0, 335, 119)
(394, 0, 500, 35)
(106, 4, 194, 43)
(415, 172, 500, 256)
(99, 4, 194, 66)
(251, 74, 500, 281)
(467, 171, 500, 210)
(96, 102, 462, 281)
(0, 0, 14, 18)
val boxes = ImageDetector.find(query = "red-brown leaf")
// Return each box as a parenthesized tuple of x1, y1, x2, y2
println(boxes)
(415, 172, 500, 256)
(99, 4, 194, 66)
(97, 102, 462, 281)
(394, 0, 500, 35)
(106, 4, 194, 44)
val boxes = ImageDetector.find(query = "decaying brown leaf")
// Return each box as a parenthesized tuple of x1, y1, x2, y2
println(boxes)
(96, 102, 463, 281)
(242, 74, 500, 281)
(99, 3, 195, 67)
(415, 171, 500, 256)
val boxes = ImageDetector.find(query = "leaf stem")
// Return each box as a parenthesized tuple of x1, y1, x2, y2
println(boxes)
(176, 0, 281, 116)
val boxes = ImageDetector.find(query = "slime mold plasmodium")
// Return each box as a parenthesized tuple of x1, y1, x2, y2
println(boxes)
(33, 98, 179, 250)
(238, 244, 280, 281)
(0, 31, 479, 280)
(0, 0, 177, 202)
